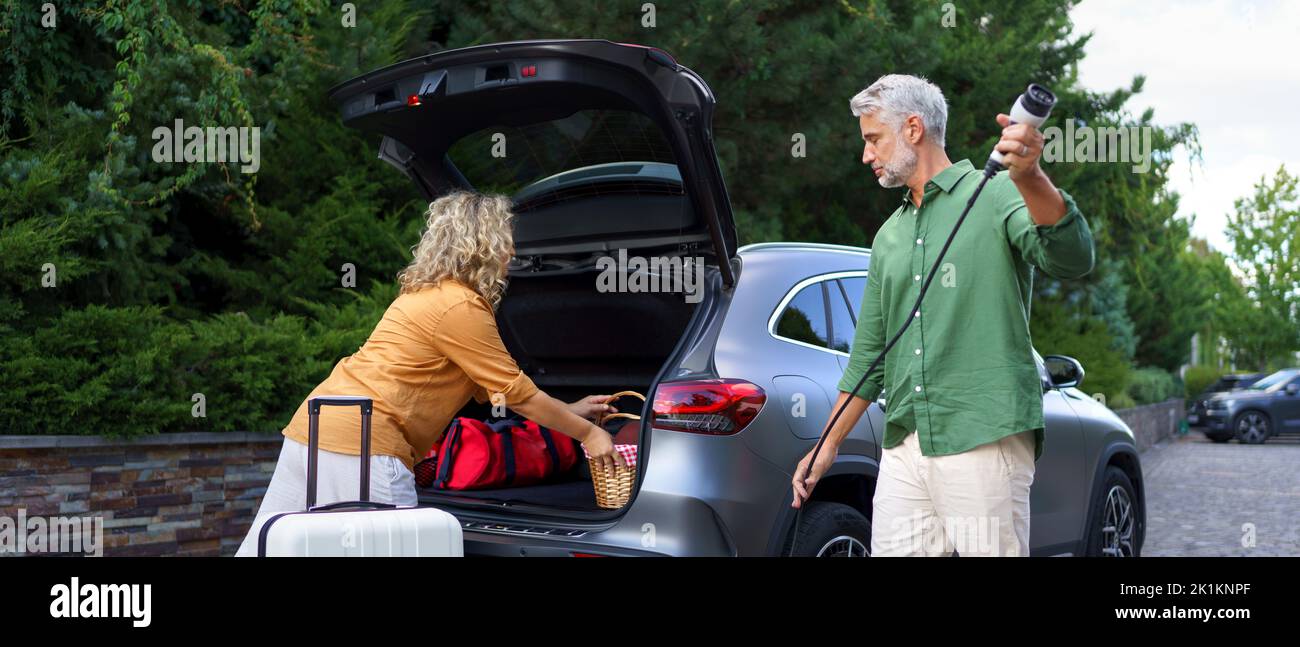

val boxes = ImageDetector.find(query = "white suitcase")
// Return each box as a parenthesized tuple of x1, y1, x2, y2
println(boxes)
(257, 396, 464, 557)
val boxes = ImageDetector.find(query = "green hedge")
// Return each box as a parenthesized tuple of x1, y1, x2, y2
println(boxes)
(1125, 366, 1183, 406)
(0, 282, 393, 437)
(1182, 365, 1221, 400)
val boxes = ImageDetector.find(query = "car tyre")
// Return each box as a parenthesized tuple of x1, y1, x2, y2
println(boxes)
(785, 502, 872, 557)
(1083, 465, 1140, 557)
(1233, 410, 1271, 444)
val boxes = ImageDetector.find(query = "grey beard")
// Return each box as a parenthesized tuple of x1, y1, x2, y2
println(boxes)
(878, 141, 918, 189)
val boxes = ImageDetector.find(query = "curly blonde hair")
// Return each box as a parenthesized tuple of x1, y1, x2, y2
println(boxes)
(396, 190, 515, 308)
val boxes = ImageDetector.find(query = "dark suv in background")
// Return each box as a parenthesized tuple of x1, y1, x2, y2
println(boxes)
(1187, 372, 1263, 430)
(1200, 369, 1300, 444)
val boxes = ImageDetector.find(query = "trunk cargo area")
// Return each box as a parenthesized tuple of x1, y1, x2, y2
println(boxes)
(416, 265, 699, 513)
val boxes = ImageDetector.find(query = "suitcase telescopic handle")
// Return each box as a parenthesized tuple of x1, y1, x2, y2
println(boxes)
(306, 395, 375, 510)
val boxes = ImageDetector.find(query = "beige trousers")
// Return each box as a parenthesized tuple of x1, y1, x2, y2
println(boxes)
(870, 428, 1036, 556)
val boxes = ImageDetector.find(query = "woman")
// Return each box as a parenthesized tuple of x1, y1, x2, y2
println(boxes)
(235, 191, 625, 556)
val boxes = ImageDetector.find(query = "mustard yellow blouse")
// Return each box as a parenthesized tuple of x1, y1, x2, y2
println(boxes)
(281, 279, 539, 473)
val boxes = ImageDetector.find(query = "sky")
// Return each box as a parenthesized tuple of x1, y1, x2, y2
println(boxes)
(1068, 0, 1300, 256)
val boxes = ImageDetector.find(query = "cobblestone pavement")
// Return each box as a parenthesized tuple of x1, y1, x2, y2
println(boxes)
(1139, 430, 1300, 556)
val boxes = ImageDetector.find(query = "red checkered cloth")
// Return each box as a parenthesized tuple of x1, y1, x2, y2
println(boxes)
(583, 444, 638, 468)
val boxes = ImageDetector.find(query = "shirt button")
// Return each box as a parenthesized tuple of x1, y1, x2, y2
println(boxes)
(915, 348, 921, 355)
(913, 311, 920, 318)
(916, 238, 923, 245)
(914, 274, 921, 281)
(914, 385, 922, 392)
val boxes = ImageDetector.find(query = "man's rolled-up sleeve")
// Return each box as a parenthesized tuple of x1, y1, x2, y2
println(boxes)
(837, 256, 887, 403)
(1000, 179, 1096, 280)
(433, 298, 540, 407)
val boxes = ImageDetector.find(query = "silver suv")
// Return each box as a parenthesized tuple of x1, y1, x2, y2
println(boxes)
(329, 39, 1146, 556)
(1200, 369, 1300, 444)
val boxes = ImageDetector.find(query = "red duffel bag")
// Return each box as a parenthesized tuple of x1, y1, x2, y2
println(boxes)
(415, 416, 581, 490)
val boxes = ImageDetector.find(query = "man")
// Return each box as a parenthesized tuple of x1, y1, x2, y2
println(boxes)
(791, 74, 1095, 556)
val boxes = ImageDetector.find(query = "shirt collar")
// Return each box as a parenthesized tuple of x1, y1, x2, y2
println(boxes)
(898, 159, 977, 207)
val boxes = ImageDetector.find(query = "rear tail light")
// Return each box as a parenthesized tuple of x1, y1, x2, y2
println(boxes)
(405, 94, 421, 107)
(652, 379, 766, 435)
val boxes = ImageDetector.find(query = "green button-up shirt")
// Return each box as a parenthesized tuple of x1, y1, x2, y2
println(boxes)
(837, 159, 1095, 462)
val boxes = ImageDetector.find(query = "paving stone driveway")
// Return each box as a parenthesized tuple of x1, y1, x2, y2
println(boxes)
(1139, 430, 1300, 556)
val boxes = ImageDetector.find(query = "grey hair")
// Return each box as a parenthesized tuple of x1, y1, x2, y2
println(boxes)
(849, 74, 949, 149)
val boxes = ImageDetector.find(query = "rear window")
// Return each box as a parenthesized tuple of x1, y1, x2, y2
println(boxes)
(447, 109, 676, 197)
(775, 284, 830, 350)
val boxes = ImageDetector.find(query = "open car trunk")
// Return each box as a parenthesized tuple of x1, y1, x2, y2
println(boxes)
(415, 262, 701, 514)
(328, 40, 735, 517)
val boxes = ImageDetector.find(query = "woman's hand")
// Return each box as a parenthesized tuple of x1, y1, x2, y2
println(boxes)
(568, 394, 618, 421)
(580, 425, 627, 472)
(512, 391, 627, 471)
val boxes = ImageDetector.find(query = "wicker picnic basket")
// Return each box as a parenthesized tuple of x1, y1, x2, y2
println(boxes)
(588, 390, 645, 509)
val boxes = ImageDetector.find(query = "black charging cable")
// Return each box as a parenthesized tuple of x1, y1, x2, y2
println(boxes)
(785, 84, 1057, 557)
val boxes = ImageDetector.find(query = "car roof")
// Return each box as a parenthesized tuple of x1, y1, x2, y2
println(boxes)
(738, 241, 871, 258)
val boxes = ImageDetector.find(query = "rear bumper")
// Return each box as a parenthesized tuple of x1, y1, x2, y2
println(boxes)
(428, 421, 794, 557)
(450, 490, 738, 557)
(460, 528, 664, 557)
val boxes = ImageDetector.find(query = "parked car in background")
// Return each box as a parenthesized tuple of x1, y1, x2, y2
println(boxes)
(1200, 369, 1300, 443)
(1187, 372, 1264, 429)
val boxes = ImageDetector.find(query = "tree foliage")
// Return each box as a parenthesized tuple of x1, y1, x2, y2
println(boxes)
(1222, 165, 1300, 371)
(0, 0, 1268, 434)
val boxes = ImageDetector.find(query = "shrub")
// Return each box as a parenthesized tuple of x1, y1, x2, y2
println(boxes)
(1126, 366, 1181, 406)
(1183, 365, 1221, 400)
(0, 281, 391, 436)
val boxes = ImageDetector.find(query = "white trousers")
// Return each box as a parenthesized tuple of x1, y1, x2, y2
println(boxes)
(234, 436, 419, 557)
(870, 428, 1036, 556)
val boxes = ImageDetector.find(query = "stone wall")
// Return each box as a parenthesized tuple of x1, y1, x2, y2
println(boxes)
(0, 433, 282, 557)
(1114, 398, 1186, 452)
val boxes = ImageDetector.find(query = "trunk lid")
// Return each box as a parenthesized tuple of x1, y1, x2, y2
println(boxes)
(327, 39, 738, 284)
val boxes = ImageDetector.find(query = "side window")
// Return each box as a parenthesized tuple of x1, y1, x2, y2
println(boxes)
(839, 276, 867, 321)
(828, 280, 857, 353)
(775, 283, 829, 349)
